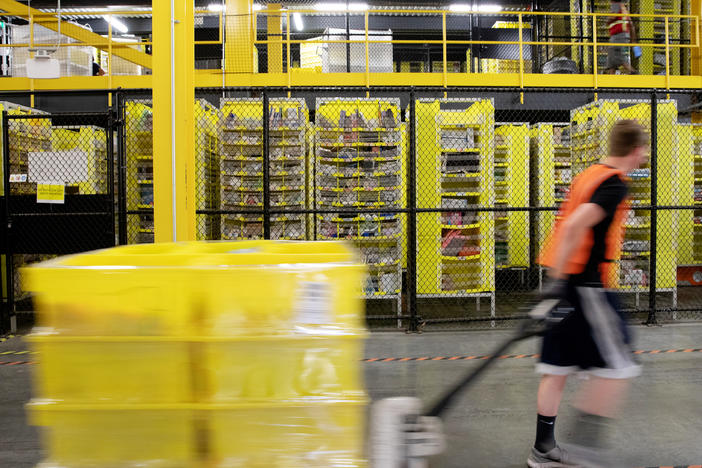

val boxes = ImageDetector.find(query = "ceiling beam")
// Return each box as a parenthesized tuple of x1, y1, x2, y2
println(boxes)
(0, 0, 152, 69)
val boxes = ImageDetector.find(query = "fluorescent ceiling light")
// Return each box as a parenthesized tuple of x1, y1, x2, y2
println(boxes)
(479, 4, 503, 12)
(103, 16, 128, 34)
(207, 3, 224, 12)
(314, 2, 368, 11)
(292, 12, 304, 31)
(253, 3, 264, 11)
(449, 4, 503, 13)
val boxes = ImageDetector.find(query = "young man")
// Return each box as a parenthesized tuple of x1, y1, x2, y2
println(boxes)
(606, 0, 638, 75)
(527, 120, 648, 468)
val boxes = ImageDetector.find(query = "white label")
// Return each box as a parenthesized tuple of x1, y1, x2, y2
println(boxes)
(294, 281, 331, 325)
(9, 174, 27, 183)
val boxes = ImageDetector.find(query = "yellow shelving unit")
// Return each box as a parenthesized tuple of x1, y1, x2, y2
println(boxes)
(676, 123, 695, 266)
(195, 99, 221, 240)
(314, 97, 404, 306)
(416, 98, 495, 314)
(219, 98, 309, 241)
(494, 123, 529, 269)
(531, 123, 571, 288)
(125, 100, 154, 244)
(570, 99, 678, 306)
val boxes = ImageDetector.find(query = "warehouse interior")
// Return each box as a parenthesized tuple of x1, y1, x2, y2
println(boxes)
(1, 0, 702, 467)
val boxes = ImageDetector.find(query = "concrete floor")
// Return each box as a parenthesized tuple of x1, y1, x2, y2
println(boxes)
(1, 324, 701, 467)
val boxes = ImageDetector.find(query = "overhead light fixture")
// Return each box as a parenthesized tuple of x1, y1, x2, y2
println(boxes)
(292, 12, 304, 31)
(103, 16, 128, 34)
(253, 3, 264, 11)
(314, 2, 368, 12)
(449, 4, 503, 13)
(207, 3, 224, 12)
(478, 4, 503, 12)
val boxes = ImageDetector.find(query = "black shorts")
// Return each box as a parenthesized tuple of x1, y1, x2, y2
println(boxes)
(537, 284, 641, 379)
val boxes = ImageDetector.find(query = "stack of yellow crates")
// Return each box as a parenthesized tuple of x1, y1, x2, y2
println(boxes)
(23, 240, 368, 468)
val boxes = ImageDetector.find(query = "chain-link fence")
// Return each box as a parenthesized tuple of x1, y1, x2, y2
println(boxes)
(186, 86, 702, 331)
(3, 86, 702, 333)
(1, 110, 116, 332)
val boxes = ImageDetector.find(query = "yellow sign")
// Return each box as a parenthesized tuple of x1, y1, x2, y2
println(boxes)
(37, 183, 65, 204)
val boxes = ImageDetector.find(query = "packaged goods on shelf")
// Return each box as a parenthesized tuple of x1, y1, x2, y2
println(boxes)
(315, 98, 405, 302)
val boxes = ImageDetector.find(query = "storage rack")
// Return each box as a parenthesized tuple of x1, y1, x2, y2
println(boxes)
(219, 98, 308, 241)
(125, 100, 154, 244)
(51, 126, 108, 195)
(530, 123, 571, 289)
(570, 99, 678, 306)
(195, 99, 221, 240)
(676, 123, 695, 267)
(494, 123, 530, 270)
(314, 97, 404, 305)
(415, 98, 495, 316)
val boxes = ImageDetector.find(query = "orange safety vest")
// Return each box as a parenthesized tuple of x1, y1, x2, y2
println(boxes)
(538, 164, 629, 287)
(608, 5, 630, 36)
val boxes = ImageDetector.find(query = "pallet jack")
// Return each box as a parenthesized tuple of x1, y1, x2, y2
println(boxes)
(370, 298, 562, 468)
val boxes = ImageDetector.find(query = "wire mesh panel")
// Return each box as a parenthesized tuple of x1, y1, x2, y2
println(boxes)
(124, 99, 154, 244)
(2, 111, 115, 330)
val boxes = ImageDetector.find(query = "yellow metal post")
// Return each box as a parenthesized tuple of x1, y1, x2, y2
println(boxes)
(153, 0, 196, 242)
(267, 4, 282, 73)
(592, 14, 598, 95)
(442, 12, 447, 89)
(365, 11, 370, 90)
(518, 13, 524, 104)
(692, 0, 702, 76)
(286, 10, 291, 91)
(664, 17, 670, 90)
(225, 0, 254, 73)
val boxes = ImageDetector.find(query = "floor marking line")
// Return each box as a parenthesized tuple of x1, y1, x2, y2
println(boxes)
(363, 348, 702, 362)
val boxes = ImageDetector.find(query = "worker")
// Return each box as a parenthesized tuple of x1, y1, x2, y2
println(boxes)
(92, 61, 105, 76)
(527, 120, 647, 468)
(605, 0, 638, 75)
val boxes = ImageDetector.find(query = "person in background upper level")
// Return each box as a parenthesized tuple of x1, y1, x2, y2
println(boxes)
(606, 0, 638, 75)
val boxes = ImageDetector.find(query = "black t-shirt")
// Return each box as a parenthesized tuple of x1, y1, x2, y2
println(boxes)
(571, 170, 628, 285)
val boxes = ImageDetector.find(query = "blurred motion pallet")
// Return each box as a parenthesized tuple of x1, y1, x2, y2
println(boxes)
(23, 241, 368, 468)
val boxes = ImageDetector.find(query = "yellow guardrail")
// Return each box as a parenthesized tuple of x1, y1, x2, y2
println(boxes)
(252, 8, 700, 90)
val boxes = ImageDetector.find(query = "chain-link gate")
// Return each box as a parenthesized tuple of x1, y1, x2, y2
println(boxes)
(1, 111, 116, 333)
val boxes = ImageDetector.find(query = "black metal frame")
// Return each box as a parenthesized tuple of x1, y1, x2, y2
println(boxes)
(0, 110, 118, 333)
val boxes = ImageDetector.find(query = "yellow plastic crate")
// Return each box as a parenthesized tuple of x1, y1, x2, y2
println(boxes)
(28, 402, 195, 468)
(29, 338, 191, 403)
(207, 400, 367, 468)
(23, 241, 366, 336)
(201, 335, 365, 401)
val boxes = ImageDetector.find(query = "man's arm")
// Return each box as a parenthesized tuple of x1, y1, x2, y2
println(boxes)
(549, 203, 607, 279)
